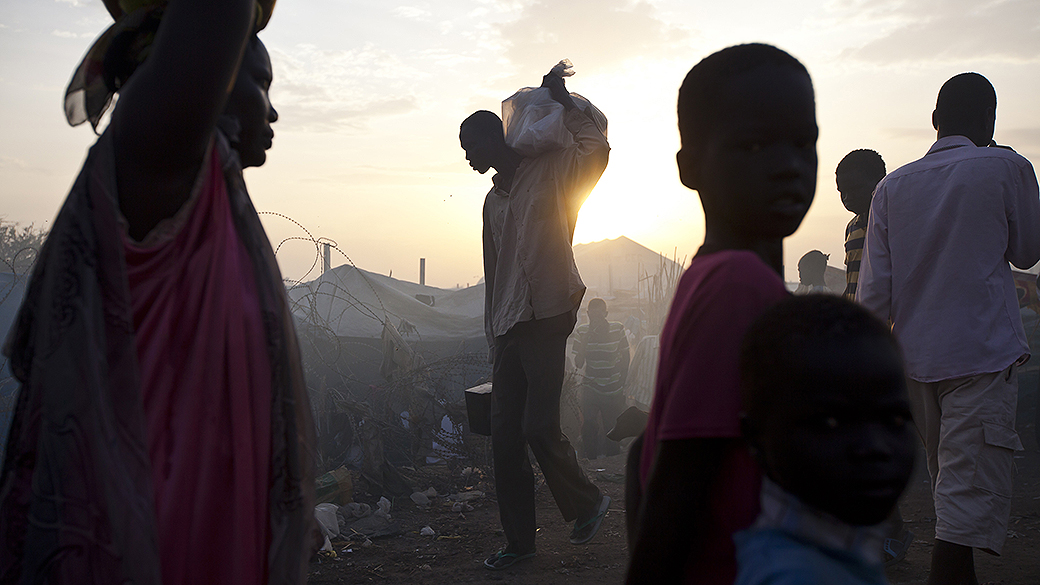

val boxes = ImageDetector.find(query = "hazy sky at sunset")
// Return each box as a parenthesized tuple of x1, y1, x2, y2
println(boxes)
(2, 0, 1039, 288)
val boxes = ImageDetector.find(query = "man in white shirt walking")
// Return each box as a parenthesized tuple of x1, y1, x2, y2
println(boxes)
(858, 72, 1040, 585)
(460, 71, 611, 570)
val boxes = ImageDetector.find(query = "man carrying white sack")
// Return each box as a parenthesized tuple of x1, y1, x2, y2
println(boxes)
(459, 62, 611, 571)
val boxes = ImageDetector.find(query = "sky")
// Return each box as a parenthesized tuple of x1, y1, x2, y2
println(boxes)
(2, 0, 1039, 288)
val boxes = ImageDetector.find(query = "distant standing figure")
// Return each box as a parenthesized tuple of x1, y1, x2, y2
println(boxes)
(460, 68, 611, 571)
(735, 295, 916, 585)
(835, 149, 886, 301)
(794, 250, 831, 294)
(858, 72, 1040, 585)
(573, 298, 630, 459)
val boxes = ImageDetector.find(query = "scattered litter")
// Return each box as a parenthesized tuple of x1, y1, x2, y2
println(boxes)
(337, 497, 401, 539)
(315, 466, 353, 505)
(424, 487, 438, 498)
(314, 503, 341, 539)
(420, 526, 436, 537)
(451, 490, 484, 502)
(451, 501, 474, 513)
(411, 492, 431, 507)
(594, 471, 626, 484)
(317, 535, 337, 558)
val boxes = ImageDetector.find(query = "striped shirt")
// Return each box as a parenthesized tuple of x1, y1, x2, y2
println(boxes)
(843, 214, 867, 300)
(573, 320, 630, 394)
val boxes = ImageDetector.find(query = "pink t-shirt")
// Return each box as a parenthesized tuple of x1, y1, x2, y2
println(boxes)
(123, 146, 272, 585)
(640, 250, 788, 585)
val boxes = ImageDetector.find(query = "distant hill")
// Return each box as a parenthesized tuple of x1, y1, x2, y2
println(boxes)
(572, 236, 683, 297)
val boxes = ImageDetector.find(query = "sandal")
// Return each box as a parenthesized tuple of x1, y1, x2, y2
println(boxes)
(883, 530, 914, 567)
(484, 549, 535, 570)
(570, 494, 610, 544)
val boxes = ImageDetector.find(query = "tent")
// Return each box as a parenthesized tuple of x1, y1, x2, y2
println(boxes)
(288, 264, 485, 343)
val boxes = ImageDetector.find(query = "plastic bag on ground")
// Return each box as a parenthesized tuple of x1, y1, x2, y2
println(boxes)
(314, 503, 341, 539)
(336, 496, 401, 539)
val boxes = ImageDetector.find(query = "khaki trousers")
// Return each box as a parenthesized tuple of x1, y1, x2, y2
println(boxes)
(906, 365, 1024, 555)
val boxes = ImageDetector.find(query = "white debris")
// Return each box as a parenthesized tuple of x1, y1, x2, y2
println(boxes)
(453, 490, 484, 502)
(314, 503, 341, 539)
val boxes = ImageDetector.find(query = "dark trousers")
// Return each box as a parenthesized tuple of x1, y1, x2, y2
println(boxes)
(491, 312, 601, 553)
(625, 433, 644, 551)
(580, 388, 625, 459)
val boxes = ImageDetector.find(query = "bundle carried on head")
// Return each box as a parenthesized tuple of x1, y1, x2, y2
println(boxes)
(501, 59, 608, 158)
(66, 0, 276, 130)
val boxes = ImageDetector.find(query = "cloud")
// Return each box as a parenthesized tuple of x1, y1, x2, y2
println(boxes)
(840, 0, 1040, 64)
(881, 127, 935, 142)
(51, 30, 86, 38)
(998, 127, 1040, 154)
(269, 44, 425, 132)
(278, 96, 419, 132)
(54, 0, 85, 6)
(495, 0, 691, 75)
(394, 6, 431, 20)
(0, 156, 28, 170)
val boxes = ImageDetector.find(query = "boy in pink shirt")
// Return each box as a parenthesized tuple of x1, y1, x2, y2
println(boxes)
(625, 43, 817, 585)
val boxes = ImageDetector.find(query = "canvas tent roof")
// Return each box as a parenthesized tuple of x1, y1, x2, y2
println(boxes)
(288, 264, 485, 342)
(290, 236, 685, 341)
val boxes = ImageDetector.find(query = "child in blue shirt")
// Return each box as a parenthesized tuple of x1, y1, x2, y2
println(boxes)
(735, 295, 916, 585)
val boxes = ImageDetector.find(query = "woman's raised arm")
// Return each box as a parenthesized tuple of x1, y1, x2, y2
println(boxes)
(111, 0, 256, 240)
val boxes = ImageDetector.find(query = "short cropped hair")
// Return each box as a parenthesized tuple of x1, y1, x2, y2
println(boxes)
(935, 72, 996, 130)
(739, 295, 899, 422)
(461, 110, 505, 142)
(678, 43, 810, 151)
(835, 149, 886, 181)
(797, 250, 828, 273)
(588, 298, 606, 311)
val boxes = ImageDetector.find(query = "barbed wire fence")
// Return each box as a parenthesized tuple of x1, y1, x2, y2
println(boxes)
(0, 215, 597, 494)
(260, 213, 520, 495)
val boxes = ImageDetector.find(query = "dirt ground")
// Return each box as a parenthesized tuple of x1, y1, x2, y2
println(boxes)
(307, 370, 1040, 585)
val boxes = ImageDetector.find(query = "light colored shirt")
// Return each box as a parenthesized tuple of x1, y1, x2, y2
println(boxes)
(734, 479, 888, 585)
(858, 135, 1040, 382)
(482, 107, 609, 346)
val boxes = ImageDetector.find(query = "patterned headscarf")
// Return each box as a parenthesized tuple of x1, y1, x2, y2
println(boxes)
(64, 0, 274, 132)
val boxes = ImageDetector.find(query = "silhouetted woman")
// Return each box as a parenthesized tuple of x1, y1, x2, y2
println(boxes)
(0, 1, 314, 583)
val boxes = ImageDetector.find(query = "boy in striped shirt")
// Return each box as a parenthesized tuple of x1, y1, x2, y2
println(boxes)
(573, 298, 630, 459)
(836, 150, 886, 300)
